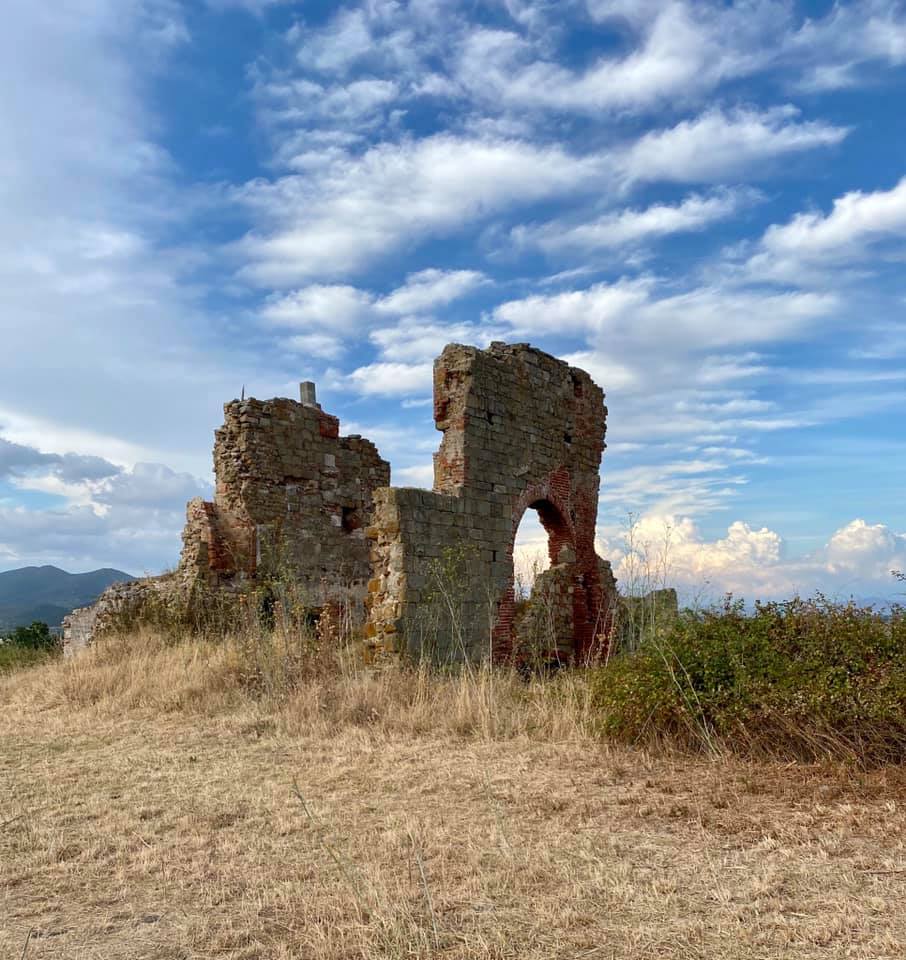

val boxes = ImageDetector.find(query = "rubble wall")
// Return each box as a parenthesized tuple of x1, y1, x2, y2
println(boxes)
(66, 389, 390, 654)
(366, 342, 614, 662)
(179, 394, 390, 613)
(61, 576, 175, 657)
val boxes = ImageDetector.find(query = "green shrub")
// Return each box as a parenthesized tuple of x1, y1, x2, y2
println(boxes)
(0, 621, 61, 673)
(9, 620, 57, 649)
(591, 596, 906, 763)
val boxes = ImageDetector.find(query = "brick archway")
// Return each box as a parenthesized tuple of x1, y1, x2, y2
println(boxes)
(492, 475, 603, 663)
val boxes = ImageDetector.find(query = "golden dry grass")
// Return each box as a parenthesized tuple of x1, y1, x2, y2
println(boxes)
(2, 631, 906, 959)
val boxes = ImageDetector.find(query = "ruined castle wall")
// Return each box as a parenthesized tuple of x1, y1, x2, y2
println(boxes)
(61, 576, 177, 657)
(367, 342, 613, 662)
(61, 604, 98, 657)
(180, 394, 390, 614)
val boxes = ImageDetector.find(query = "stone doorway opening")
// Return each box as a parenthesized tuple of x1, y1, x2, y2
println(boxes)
(505, 497, 586, 666)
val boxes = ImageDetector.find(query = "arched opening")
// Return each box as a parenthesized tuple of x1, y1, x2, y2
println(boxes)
(499, 497, 583, 666)
(513, 508, 550, 599)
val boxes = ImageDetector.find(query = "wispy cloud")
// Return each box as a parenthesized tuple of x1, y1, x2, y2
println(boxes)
(233, 136, 609, 285)
(512, 189, 757, 253)
(619, 106, 849, 183)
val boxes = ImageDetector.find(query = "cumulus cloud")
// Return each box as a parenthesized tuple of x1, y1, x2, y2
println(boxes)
(599, 514, 906, 603)
(345, 361, 435, 397)
(825, 519, 906, 578)
(261, 284, 375, 339)
(376, 269, 489, 314)
(747, 176, 906, 281)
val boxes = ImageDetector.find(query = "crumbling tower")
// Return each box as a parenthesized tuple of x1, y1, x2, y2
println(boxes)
(179, 382, 390, 616)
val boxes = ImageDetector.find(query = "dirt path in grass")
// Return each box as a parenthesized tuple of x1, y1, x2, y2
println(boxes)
(3, 705, 906, 959)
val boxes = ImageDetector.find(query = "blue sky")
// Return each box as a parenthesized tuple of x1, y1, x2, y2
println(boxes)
(1, 0, 905, 601)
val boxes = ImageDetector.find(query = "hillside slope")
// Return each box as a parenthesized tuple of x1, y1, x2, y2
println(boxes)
(0, 565, 134, 631)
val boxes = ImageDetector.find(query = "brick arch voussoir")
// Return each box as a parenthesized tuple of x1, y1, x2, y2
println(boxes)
(509, 470, 576, 562)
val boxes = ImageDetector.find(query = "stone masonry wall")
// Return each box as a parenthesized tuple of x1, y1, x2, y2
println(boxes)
(366, 342, 614, 662)
(65, 387, 390, 655)
(62, 576, 175, 657)
(179, 390, 390, 617)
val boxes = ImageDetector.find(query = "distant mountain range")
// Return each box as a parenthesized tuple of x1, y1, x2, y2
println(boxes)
(0, 566, 135, 633)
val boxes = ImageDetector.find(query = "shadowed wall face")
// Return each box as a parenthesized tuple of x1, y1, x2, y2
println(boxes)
(367, 342, 613, 662)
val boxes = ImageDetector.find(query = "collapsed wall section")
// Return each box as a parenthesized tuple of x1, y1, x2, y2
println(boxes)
(62, 576, 175, 657)
(366, 342, 614, 662)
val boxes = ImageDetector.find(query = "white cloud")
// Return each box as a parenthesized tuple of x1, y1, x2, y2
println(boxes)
(620, 106, 848, 183)
(395, 463, 434, 487)
(0, 448, 211, 574)
(293, 8, 380, 74)
(456, 4, 777, 113)
(259, 270, 492, 359)
(234, 135, 608, 284)
(376, 269, 488, 314)
(749, 176, 906, 280)
(513, 190, 753, 253)
(0, 438, 121, 485)
(493, 278, 837, 350)
(599, 513, 906, 602)
(261, 285, 375, 332)
(346, 361, 435, 396)
(559, 351, 638, 392)
(825, 519, 906, 577)
(0, 408, 171, 473)
(0, 3, 244, 482)
(789, 0, 906, 90)
(370, 317, 507, 363)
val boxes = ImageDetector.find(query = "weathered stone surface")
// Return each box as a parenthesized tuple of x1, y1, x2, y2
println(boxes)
(366, 342, 617, 662)
(62, 576, 175, 657)
(66, 388, 389, 653)
(178, 393, 389, 614)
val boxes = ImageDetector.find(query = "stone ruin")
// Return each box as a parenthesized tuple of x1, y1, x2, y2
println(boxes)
(64, 341, 623, 662)
(367, 342, 616, 662)
(64, 384, 389, 654)
(178, 385, 389, 608)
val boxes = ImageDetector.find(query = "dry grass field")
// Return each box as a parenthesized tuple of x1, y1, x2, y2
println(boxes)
(2, 631, 906, 959)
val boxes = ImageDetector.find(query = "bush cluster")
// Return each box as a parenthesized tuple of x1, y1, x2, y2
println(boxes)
(591, 596, 906, 762)
(0, 620, 60, 672)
